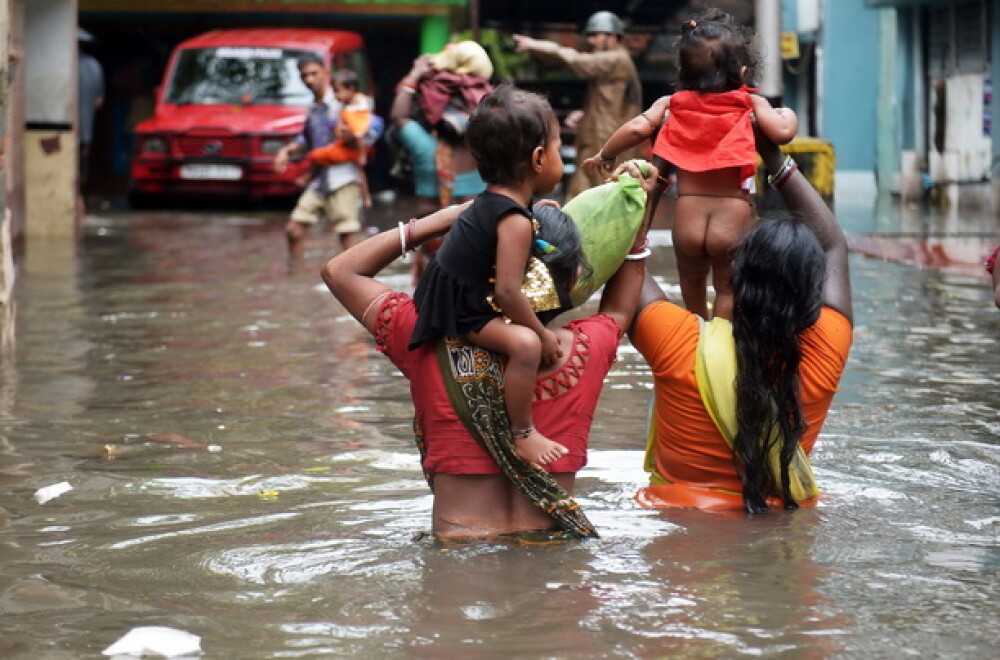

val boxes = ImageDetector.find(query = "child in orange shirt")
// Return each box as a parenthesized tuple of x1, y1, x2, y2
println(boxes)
(584, 8, 797, 319)
(309, 69, 374, 207)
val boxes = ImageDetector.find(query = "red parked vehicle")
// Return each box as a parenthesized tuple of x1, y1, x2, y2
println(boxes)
(130, 28, 372, 203)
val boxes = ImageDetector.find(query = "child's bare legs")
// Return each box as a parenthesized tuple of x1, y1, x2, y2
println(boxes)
(673, 197, 712, 319)
(704, 199, 754, 320)
(673, 195, 753, 319)
(468, 319, 568, 465)
(709, 259, 735, 320)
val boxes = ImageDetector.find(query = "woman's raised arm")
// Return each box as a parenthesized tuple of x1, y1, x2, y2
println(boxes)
(756, 131, 853, 324)
(390, 55, 433, 128)
(598, 161, 661, 331)
(321, 201, 470, 333)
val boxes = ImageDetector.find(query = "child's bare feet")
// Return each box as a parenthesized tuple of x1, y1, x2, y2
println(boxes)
(513, 428, 568, 466)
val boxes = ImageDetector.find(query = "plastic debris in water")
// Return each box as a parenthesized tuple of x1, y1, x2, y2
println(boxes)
(258, 490, 279, 501)
(34, 482, 73, 504)
(102, 626, 202, 657)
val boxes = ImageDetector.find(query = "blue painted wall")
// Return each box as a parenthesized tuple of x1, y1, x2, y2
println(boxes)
(822, 0, 881, 171)
(780, 0, 800, 112)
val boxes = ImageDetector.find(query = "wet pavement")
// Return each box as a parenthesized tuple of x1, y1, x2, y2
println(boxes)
(0, 189, 997, 657)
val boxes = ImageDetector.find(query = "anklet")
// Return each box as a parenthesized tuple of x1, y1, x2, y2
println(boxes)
(513, 426, 535, 439)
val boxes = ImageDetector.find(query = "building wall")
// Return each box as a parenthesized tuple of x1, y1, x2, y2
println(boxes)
(821, 0, 881, 175)
(24, 0, 76, 238)
(7, 0, 26, 243)
(0, 0, 13, 329)
(992, 1, 1000, 216)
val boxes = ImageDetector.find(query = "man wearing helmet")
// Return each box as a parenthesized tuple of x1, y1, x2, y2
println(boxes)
(514, 11, 641, 200)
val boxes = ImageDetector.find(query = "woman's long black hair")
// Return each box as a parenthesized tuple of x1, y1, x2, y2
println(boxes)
(532, 203, 590, 292)
(530, 203, 593, 325)
(730, 217, 825, 512)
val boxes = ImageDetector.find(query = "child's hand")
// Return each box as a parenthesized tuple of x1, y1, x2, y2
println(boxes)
(294, 166, 317, 188)
(540, 328, 562, 367)
(582, 152, 615, 176)
(563, 110, 584, 129)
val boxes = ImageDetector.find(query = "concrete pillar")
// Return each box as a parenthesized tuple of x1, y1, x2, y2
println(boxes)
(24, 0, 75, 241)
(0, 0, 13, 322)
(992, 0, 1000, 222)
(875, 9, 898, 194)
(755, 0, 783, 103)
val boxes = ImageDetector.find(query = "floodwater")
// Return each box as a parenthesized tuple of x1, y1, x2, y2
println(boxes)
(0, 194, 997, 657)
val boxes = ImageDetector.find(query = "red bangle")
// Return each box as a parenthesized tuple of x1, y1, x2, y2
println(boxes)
(771, 162, 799, 190)
(629, 237, 649, 254)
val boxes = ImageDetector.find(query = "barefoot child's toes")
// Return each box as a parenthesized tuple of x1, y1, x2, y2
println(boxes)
(514, 428, 568, 466)
(542, 445, 568, 463)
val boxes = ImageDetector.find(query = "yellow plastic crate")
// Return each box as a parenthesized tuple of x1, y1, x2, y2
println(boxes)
(756, 136, 836, 201)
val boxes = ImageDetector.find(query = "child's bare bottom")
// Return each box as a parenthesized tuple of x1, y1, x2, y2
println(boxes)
(673, 171, 756, 319)
(432, 472, 575, 539)
(467, 319, 568, 466)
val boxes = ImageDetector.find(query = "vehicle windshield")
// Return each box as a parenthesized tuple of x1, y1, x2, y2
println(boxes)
(165, 46, 317, 106)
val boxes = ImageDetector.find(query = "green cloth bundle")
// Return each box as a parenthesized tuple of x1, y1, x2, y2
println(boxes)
(563, 160, 649, 307)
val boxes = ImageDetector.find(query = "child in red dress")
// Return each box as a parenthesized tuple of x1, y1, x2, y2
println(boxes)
(584, 8, 798, 319)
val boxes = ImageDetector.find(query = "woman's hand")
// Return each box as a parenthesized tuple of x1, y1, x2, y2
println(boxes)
(417, 199, 473, 242)
(410, 54, 435, 79)
(610, 160, 660, 194)
(321, 199, 473, 333)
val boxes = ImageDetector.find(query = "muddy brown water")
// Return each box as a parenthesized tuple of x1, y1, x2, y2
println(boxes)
(0, 198, 997, 657)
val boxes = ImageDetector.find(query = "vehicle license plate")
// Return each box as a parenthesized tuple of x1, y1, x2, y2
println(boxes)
(179, 163, 242, 180)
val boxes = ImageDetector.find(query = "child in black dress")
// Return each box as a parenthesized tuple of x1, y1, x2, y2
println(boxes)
(409, 84, 570, 466)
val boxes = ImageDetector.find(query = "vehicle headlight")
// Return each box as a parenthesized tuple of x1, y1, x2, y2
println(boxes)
(260, 138, 288, 155)
(142, 136, 168, 154)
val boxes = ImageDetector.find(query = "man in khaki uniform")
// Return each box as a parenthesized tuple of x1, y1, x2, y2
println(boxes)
(514, 11, 641, 200)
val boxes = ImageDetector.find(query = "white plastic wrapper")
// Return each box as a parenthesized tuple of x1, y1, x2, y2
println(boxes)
(33, 482, 73, 504)
(102, 626, 202, 657)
